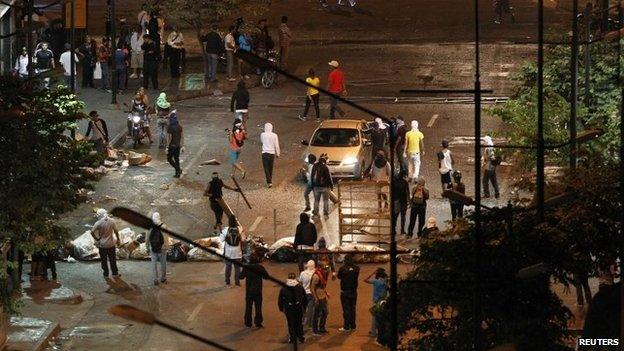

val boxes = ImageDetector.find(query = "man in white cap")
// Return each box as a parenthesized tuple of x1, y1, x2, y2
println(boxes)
(146, 212, 169, 285)
(403, 120, 425, 183)
(481, 135, 500, 198)
(327, 60, 346, 119)
(90, 209, 121, 278)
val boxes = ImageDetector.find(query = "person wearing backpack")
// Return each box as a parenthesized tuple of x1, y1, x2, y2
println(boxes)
(219, 215, 245, 286)
(408, 177, 430, 238)
(146, 212, 169, 285)
(482, 135, 500, 199)
(278, 272, 306, 344)
(437, 139, 454, 192)
(311, 154, 334, 219)
(228, 118, 247, 179)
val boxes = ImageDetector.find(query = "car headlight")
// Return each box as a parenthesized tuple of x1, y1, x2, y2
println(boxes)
(342, 156, 358, 166)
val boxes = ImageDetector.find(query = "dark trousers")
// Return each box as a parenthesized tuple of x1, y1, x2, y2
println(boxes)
(483, 169, 500, 198)
(210, 199, 224, 225)
(143, 60, 159, 89)
(329, 95, 344, 119)
(450, 202, 464, 220)
(244, 293, 263, 327)
(313, 298, 328, 332)
(170, 48, 181, 78)
(261, 153, 275, 184)
(573, 272, 592, 305)
(303, 94, 320, 119)
(167, 146, 181, 174)
(99, 247, 118, 277)
(46, 251, 57, 278)
(392, 200, 407, 234)
(397, 147, 408, 172)
(340, 293, 357, 330)
(285, 309, 304, 341)
(116, 68, 127, 90)
(81, 64, 94, 87)
(225, 259, 241, 285)
(408, 204, 426, 237)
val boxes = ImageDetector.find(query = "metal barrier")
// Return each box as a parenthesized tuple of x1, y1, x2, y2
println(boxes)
(337, 179, 391, 245)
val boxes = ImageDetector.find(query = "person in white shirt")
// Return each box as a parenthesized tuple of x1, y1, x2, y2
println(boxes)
(129, 25, 144, 78)
(219, 215, 244, 286)
(299, 260, 316, 330)
(14, 47, 29, 78)
(260, 122, 280, 188)
(437, 139, 454, 191)
(59, 43, 79, 89)
(224, 25, 236, 81)
(166, 26, 184, 78)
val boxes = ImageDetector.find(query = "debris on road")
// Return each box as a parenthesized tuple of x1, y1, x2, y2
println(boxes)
(159, 183, 170, 190)
(130, 243, 150, 260)
(268, 236, 297, 262)
(167, 242, 189, 262)
(70, 231, 99, 261)
(175, 198, 190, 204)
(201, 159, 221, 166)
(127, 151, 152, 166)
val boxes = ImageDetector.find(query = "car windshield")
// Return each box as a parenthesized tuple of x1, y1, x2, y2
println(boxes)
(311, 128, 360, 147)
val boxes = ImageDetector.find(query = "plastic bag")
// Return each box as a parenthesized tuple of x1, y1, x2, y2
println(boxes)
(130, 243, 150, 260)
(71, 231, 100, 261)
(118, 228, 138, 246)
(187, 247, 221, 261)
(244, 236, 269, 262)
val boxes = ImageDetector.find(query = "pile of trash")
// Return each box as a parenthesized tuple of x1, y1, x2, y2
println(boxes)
(267, 237, 297, 263)
(80, 148, 151, 180)
(70, 231, 100, 261)
(187, 237, 223, 262)
(243, 236, 269, 262)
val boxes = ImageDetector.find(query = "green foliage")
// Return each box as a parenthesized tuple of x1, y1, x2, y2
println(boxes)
(490, 38, 622, 167)
(379, 159, 621, 350)
(0, 76, 94, 314)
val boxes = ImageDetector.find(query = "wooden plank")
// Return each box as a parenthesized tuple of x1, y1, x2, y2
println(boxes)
(231, 176, 252, 209)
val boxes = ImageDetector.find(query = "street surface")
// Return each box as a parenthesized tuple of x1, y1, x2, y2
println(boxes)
(14, 1, 593, 350)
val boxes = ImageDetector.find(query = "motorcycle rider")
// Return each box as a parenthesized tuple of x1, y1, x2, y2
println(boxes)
(128, 92, 153, 144)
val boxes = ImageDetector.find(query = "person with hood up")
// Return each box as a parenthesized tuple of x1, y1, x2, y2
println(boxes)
(146, 212, 169, 285)
(365, 150, 391, 212)
(230, 80, 250, 123)
(482, 135, 500, 199)
(219, 215, 245, 286)
(260, 122, 280, 188)
(294, 213, 317, 272)
(365, 118, 388, 158)
(90, 209, 120, 278)
(240, 254, 269, 328)
(278, 272, 306, 344)
(311, 154, 334, 219)
(337, 254, 360, 332)
(392, 170, 410, 235)
(166, 111, 184, 178)
(403, 120, 425, 183)
(155, 92, 171, 148)
(299, 260, 317, 330)
(303, 154, 317, 212)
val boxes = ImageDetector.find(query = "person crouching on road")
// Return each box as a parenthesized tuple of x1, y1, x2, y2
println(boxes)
(146, 212, 169, 286)
(203, 172, 239, 233)
(166, 111, 184, 178)
(294, 212, 317, 272)
(240, 254, 269, 328)
(90, 209, 121, 278)
(220, 215, 244, 286)
(260, 122, 280, 188)
(278, 272, 306, 344)
(337, 254, 360, 332)
(299, 260, 316, 331)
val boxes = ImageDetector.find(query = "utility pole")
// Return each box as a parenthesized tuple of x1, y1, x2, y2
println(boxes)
(537, 0, 545, 221)
(570, 0, 579, 169)
(473, 0, 483, 349)
(110, 0, 117, 104)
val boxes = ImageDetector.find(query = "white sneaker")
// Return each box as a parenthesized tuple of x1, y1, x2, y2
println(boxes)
(129, 73, 137, 79)
(140, 73, 144, 78)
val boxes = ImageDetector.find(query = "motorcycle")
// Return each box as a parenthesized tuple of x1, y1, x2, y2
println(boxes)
(260, 49, 279, 89)
(126, 111, 151, 149)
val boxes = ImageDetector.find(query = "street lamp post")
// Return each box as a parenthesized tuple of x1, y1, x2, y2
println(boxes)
(570, 0, 579, 169)
(110, 0, 117, 104)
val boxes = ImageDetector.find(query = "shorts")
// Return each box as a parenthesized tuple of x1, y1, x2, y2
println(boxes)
(441, 171, 452, 184)
(131, 52, 143, 69)
(229, 150, 240, 164)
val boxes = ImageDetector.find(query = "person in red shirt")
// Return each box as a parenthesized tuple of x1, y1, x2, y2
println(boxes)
(327, 60, 347, 119)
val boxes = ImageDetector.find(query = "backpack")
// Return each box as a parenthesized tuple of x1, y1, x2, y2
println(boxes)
(149, 226, 164, 253)
(225, 226, 241, 247)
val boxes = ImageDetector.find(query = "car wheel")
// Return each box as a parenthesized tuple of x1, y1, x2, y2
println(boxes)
(356, 161, 365, 180)
(261, 71, 275, 89)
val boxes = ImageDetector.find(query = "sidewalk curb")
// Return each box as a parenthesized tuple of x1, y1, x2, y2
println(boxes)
(7, 318, 60, 351)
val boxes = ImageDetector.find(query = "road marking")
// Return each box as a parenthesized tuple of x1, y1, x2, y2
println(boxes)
(248, 216, 264, 232)
(427, 114, 439, 128)
(187, 303, 204, 322)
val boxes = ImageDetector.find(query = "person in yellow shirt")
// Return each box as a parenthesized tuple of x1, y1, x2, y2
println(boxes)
(403, 120, 425, 182)
(299, 68, 321, 121)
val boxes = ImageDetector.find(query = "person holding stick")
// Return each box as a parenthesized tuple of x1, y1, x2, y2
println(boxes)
(203, 172, 239, 233)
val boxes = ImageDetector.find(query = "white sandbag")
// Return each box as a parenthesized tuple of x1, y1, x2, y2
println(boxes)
(130, 243, 150, 260)
(118, 227, 138, 246)
(194, 237, 223, 250)
(72, 231, 100, 261)
(268, 236, 297, 263)
(268, 236, 295, 253)
(330, 243, 389, 263)
(187, 247, 222, 261)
